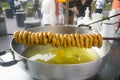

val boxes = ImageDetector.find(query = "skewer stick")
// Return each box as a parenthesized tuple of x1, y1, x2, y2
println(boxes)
(103, 37, 120, 40)
(1, 32, 120, 41)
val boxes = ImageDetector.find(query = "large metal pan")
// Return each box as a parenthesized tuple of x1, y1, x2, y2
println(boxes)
(0, 25, 111, 80)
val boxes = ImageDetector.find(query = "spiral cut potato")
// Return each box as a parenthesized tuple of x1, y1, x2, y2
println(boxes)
(13, 31, 103, 48)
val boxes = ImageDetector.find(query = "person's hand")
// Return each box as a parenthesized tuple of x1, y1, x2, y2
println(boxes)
(72, 7, 79, 15)
(69, 8, 74, 12)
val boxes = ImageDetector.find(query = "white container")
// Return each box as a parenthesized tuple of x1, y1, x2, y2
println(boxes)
(109, 9, 120, 31)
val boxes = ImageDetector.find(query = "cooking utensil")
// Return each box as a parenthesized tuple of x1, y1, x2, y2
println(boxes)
(78, 23, 120, 41)
(87, 13, 120, 26)
(78, 13, 120, 33)
(0, 26, 111, 80)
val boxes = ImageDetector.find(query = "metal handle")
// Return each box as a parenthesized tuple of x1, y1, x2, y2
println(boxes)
(103, 37, 120, 41)
(0, 49, 12, 56)
(0, 49, 19, 67)
(103, 22, 120, 25)
(0, 60, 18, 67)
(0, 33, 13, 36)
(78, 24, 92, 30)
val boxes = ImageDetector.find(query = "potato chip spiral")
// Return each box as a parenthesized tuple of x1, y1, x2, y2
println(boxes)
(13, 31, 103, 48)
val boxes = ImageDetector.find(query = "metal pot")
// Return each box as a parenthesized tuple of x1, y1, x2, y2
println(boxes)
(0, 25, 111, 80)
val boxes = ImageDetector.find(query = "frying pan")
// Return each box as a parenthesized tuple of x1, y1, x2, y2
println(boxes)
(0, 26, 111, 80)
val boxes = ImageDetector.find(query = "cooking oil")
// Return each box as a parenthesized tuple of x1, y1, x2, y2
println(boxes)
(22, 44, 100, 64)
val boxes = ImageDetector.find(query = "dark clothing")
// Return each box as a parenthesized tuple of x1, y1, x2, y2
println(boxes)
(14, 5, 21, 12)
(69, 1, 75, 16)
(95, 9, 103, 14)
(63, 1, 75, 24)
(8, 0, 15, 14)
(74, 0, 93, 17)
(0, 5, 3, 14)
(33, 0, 42, 19)
(33, 0, 39, 10)
(8, 0, 14, 9)
(63, 1, 75, 17)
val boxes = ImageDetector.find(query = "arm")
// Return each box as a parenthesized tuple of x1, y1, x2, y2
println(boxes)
(90, 0, 94, 13)
(59, 2, 66, 9)
(59, 2, 78, 14)
(55, 0, 59, 16)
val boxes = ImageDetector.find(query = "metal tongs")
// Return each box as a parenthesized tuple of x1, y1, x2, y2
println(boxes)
(78, 13, 120, 41)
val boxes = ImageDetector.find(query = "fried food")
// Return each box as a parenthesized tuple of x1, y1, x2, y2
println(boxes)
(31, 32, 35, 46)
(13, 31, 20, 43)
(35, 32, 39, 45)
(43, 32, 48, 45)
(71, 33, 75, 46)
(63, 34, 67, 48)
(23, 31, 28, 45)
(84, 34, 89, 48)
(93, 34, 98, 46)
(39, 32, 43, 45)
(47, 31, 53, 43)
(27, 31, 32, 46)
(79, 34, 84, 48)
(67, 34, 72, 47)
(75, 33, 80, 47)
(88, 34, 93, 48)
(13, 30, 103, 48)
(52, 34, 57, 47)
(55, 34, 60, 47)
(97, 33, 103, 48)
(59, 34, 64, 46)
(18, 31, 24, 43)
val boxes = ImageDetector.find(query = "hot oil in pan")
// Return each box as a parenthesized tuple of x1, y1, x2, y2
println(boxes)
(22, 44, 100, 64)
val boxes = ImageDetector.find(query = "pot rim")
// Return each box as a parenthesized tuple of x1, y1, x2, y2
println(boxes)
(10, 25, 110, 66)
